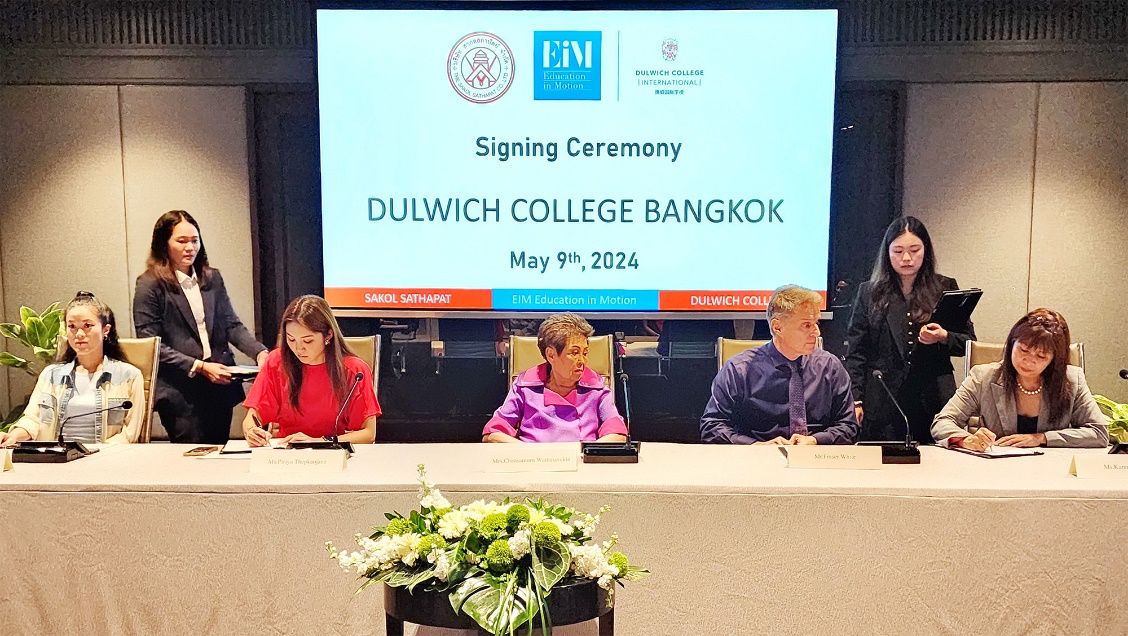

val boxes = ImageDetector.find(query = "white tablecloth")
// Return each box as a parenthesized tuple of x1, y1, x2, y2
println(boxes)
(2, 443, 1126, 635)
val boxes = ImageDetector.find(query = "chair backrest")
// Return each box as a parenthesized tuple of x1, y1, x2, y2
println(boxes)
(717, 338, 770, 371)
(509, 334, 614, 396)
(964, 340, 1084, 376)
(343, 335, 381, 395)
(716, 337, 823, 371)
(117, 337, 161, 443)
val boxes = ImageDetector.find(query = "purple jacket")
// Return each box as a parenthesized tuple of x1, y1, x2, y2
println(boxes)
(484, 363, 627, 443)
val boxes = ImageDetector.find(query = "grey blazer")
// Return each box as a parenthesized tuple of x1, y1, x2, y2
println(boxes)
(931, 362, 1108, 448)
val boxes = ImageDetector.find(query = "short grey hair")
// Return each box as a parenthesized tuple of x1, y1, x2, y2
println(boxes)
(766, 285, 823, 323)
(537, 312, 594, 357)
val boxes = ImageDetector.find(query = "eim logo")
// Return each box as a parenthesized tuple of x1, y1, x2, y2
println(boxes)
(533, 31, 601, 101)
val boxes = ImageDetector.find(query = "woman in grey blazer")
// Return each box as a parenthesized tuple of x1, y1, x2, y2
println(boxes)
(932, 309, 1108, 449)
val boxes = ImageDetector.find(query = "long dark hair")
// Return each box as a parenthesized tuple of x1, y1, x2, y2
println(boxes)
(58, 291, 126, 364)
(1003, 309, 1072, 422)
(867, 216, 944, 323)
(145, 210, 212, 290)
(276, 295, 357, 412)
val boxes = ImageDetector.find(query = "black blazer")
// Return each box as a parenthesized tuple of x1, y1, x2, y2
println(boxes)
(134, 269, 267, 404)
(844, 276, 976, 441)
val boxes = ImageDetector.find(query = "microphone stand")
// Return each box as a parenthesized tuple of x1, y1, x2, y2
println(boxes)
(13, 401, 132, 464)
(857, 370, 921, 464)
(288, 372, 363, 454)
(582, 372, 641, 464)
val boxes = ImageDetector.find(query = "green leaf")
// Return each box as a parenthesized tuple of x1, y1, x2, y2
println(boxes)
(41, 311, 62, 341)
(19, 306, 35, 324)
(0, 323, 22, 340)
(450, 573, 494, 615)
(531, 540, 571, 591)
(25, 316, 46, 348)
(452, 572, 541, 635)
(0, 352, 29, 369)
(43, 302, 61, 316)
(385, 567, 436, 592)
(619, 566, 651, 582)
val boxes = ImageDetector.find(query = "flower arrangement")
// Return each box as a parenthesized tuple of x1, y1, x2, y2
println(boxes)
(327, 465, 649, 635)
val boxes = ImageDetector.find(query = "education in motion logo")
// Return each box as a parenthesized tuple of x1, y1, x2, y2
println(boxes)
(533, 31, 602, 100)
(447, 32, 514, 104)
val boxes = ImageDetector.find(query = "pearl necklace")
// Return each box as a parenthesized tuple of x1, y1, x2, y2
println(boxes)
(1017, 380, 1042, 395)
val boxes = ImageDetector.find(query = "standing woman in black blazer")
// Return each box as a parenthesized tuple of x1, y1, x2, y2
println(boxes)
(845, 216, 975, 444)
(134, 211, 269, 444)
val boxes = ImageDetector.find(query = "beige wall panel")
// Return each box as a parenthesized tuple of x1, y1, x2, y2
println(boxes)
(0, 86, 129, 411)
(1029, 82, 1128, 403)
(119, 86, 258, 353)
(904, 84, 1039, 379)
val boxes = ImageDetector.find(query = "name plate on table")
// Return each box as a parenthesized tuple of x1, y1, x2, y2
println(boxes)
(483, 443, 580, 473)
(250, 448, 348, 474)
(1069, 454, 1128, 478)
(1, 448, 12, 472)
(785, 445, 882, 470)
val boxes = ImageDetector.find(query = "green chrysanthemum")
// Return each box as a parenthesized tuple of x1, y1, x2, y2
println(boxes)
(432, 506, 453, 518)
(485, 539, 515, 573)
(480, 513, 509, 540)
(417, 533, 447, 557)
(607, 552, 629, 574)
(506, 504, 530, 531)
(532, 521, 561, 546)
(385, 518, 412, 536)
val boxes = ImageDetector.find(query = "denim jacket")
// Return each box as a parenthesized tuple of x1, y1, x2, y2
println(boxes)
(13, 356, 145, 444)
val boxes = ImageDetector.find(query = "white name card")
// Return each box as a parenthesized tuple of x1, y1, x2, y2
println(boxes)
(1, 448, 12, 472)
(250, 448, 348, 474)
(1069, 453, 1128, 478)
(483, 443, 580, 473)
(785, 445, 882, 470)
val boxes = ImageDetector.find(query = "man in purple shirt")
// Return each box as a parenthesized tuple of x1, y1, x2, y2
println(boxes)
(700, 286, 859, 445)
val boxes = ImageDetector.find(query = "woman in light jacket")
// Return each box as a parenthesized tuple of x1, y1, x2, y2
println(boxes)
(932, 309, 1108, 449)
(0, 292, 144, 446)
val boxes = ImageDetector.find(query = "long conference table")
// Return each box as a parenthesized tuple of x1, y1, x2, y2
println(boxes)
(2, 442, 1127, 635)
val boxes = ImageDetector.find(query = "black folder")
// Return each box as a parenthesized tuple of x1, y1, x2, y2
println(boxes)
(927, 288, 982, 330)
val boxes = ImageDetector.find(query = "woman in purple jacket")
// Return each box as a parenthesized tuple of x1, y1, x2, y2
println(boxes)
(483, 313, 627, 443)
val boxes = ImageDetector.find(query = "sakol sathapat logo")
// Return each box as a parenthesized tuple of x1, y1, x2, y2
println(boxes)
(447, 32, 514, 104)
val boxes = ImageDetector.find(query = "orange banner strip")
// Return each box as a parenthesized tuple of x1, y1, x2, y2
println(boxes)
(660, 290, 827, 311)
(325, 288, 493, 309)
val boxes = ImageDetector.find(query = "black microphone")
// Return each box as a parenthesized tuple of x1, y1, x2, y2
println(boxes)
(581, 371, 641, 463)
(330, 372, 365, 448)
(1120, 369, 1128, 380)
(620, 372, 633, 449)
(857, 370, 921, 464)
(58, 400, 133, 446)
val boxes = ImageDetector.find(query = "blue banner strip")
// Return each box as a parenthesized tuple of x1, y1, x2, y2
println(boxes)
(493, 289, 659, 311)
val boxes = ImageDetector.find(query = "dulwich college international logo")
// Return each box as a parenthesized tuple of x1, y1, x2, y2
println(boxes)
(661, 37, 678, 61)
(447, 32, 514, 104)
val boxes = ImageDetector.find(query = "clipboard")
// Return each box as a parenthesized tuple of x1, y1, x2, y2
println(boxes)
(927, 288, 982, 330)
(949, 446, 1043, 459)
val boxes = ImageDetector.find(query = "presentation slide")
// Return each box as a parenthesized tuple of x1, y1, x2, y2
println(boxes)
(317, 8, 838, 313)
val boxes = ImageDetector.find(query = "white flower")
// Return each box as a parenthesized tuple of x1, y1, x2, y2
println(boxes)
(507, 529, 531, 560)
(420, 491, 451, 510)
(527, 508, 547, 526)
(462, 499, 507, 523)
(437, 510, 471, 539)
(431, 550, 452, 581)
(550, 518, 574, 537)
(597, 575, 613, 590)
(568, 544, 618, 582)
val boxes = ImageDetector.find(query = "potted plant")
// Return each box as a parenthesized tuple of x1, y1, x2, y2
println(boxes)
(0, 302, 64, 430)
(328, 465, 649, 635)
(1094, 395, 1128, 443)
